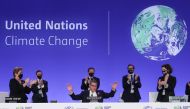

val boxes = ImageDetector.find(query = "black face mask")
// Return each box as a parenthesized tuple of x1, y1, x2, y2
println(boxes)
(89, 73, 94, 77)
(37, 75, 42, 79)
(128, 70, 134, 74)
(19, 74, 23, 79)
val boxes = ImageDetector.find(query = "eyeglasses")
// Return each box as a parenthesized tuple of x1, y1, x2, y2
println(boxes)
(90, 84, 97, 87)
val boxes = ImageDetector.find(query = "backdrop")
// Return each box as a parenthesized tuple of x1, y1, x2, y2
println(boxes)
(0, 0, 189, 102)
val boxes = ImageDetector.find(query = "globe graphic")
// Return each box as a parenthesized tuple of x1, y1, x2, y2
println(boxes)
(131, 5, 187, 61)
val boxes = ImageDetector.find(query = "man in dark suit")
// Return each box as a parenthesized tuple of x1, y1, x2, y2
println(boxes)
(122, 64, 142, 102)
(185, 81, 190, 102)
(31, 70, 48, 103)
(9, 67, 32, 103)
(81, 67, 100, 90)
(67, 80, 118, 103)
(156, 64, 176, 102)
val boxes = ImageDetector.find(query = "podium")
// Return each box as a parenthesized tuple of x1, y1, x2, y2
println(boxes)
(149, 92, 188, 102)
(149, 92, 158, 102)
(169, 96, 188, 102)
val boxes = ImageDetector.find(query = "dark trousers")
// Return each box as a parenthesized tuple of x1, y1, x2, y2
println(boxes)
(123, 94, 140, 102)
(157, 95, 169, 102)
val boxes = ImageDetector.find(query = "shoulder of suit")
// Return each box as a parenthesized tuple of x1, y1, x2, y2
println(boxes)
(170, 75, 176, 79)
(43, 80, 48, 83)
(97, 90, 104, 93)
(82, 90, 89, 94)
(94, 77, 99, 80)
(10, 78, 16, 83)
(10, 78, 21, 84)
(158, 76, 163, 79)
(123, 75, 128, 78)
(10, 78, 15, 81)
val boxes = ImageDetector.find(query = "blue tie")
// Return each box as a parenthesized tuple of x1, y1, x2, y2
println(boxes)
(131, 75, 134, 82)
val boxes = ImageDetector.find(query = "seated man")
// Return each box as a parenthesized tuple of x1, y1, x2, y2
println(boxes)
(67, 80, 118, 103)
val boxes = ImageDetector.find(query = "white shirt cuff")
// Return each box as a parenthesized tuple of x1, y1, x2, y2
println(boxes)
(158, 85, 162, 90)
(37, 85, 41, 89)
(41, 84, 45, 88)
(69, 91, 74, 95)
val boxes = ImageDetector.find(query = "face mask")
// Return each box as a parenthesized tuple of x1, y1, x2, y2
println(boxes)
(89, 73, 94, 77)
(37, 75, 42, 79)
(128, 70, 134, 74)
(19, 74, 23, 79)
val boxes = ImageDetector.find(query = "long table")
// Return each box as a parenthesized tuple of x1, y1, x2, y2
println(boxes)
(0, 103, 190, 109)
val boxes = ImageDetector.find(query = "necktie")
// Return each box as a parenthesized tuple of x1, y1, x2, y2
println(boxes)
(131, 75, 134, 82)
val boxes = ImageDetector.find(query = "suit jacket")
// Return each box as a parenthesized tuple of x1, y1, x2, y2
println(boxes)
(185, 82, 190, 102)
(70, 90, 116, 102)
(9, 78, 31, 103)
(81, 76, 100, 90)
(31, 80, 48, 103)
(121, 74, 142, 102)
(156, 75, 176, 102)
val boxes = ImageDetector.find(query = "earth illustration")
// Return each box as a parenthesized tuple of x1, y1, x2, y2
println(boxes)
(131, 5, 187, 61)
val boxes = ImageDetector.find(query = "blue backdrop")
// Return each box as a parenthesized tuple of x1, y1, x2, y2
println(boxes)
(0, 0, 189, 102)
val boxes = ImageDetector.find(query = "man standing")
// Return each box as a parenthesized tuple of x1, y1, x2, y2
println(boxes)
(31, 70, 48, 103)
(185, 81, 190, 102)
(122, 64, 142, 102)
(68, 80, 118, 103)
(81, 67, 100, 90)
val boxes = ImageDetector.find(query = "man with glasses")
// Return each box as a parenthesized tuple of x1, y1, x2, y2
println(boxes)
(67, 80, 118, 102)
